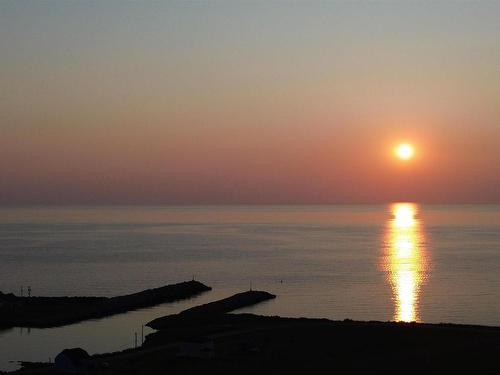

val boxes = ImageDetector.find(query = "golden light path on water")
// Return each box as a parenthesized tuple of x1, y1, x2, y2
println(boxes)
(382, 203, 429, 322)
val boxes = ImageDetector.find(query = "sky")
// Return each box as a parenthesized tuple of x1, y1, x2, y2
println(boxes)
(1, 1, 499, 204)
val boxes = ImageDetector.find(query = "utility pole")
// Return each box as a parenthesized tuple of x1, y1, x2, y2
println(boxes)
(134, 332, 138, 348)
(141, 325, 144, 345)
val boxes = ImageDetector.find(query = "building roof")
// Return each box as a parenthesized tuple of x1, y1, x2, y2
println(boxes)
(57, 348, 90, 364)
(0, 291, 16, 302)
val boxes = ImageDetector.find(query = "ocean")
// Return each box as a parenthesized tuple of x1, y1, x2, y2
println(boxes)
(1, 204, 500, 371)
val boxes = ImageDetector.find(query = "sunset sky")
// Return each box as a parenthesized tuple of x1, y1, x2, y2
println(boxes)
(1, 1, 499, 204)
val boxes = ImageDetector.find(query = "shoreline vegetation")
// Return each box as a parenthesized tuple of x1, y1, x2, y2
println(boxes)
(7, 287, 500, 374)
(0, 281, 211, 329)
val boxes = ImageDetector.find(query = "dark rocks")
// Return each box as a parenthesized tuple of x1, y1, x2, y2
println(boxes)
(0, 280, 211, 329)
(147, 290, 276, 330)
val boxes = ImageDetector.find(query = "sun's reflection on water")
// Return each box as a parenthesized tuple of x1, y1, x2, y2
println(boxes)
(382, 203, 429, 322)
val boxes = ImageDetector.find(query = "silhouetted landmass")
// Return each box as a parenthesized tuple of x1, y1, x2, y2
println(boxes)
(11, 315, 500, 374)
(8, 292, 500, 374)
(147, 290, 276, 330)
(0, 281, 211, 329)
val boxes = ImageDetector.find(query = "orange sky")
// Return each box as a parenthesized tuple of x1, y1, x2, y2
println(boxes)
(1, 1, 499, 204)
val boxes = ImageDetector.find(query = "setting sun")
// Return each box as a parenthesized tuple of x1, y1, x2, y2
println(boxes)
(395, 143, 414, 160)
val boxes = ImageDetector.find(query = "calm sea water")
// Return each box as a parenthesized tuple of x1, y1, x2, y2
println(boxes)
(1, 204, 500, 371)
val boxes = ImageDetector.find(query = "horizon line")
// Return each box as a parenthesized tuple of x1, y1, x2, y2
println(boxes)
(1, 201, 500, 208)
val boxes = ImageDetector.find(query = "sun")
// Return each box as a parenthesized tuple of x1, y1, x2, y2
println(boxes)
(395, 143, 414, 160)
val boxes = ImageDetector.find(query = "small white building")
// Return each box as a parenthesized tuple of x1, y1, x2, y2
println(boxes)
(54, 348, 92, 374)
